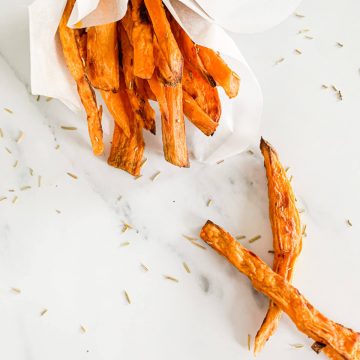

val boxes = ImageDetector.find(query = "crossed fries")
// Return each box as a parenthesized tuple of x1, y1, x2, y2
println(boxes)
(200, 139, 360, 360)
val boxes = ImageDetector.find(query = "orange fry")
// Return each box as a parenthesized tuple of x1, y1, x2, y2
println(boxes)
(119, 23, 156, 134)
(198, 46, 240, 98)
(254, 138, 303, 354)
(86, 23, 119, 91)
(182, 61, 221, 125)
(200, 221, 360, 360)
(148, 72, 188, 167)
(183, 90, 218, 136)
(58, 0, 103, 155)
(131, 0, 155, 79)
(144, 0, 183, 84)
(100, 89, 131, 138)
(170, 17, 215, 87)
(108, 72, 144, 176)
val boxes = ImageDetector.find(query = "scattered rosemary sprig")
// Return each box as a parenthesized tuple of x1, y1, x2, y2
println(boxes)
(268, 250, 275, 254)
(38, 175, 42, 187)
(13, 160, 18, 168)
(206, 199, 213, 207)
(11, 287, 21, 294)
(61, 126, 77, 131)
(0, 196, 7, 202)
(140, 158, 148, 167)
(122, 223, 133, 233)
(20, 186, 31, 191)
(236, 235, 246, 240)
(304, 35, 313, 40)
(294, 12, 305, 18)
(298, 28, 309, 34)
(151, 171, 161, 181)
(5, 147, 12, 154)
(295, 49, 302, 55)
(55, 209, 61, 214)
(248, 334, 251, 351)
(120, 241, 130, 247)
(67, 172, 78, 180)
(29, 168, 34, 176)
(164, 275, 179, 283)
(346, 219, 352, 227)
(182, 234, 198, 241)
(248, 235, 261, 244)
(336, 42, 344, 48)
(140, 263, 149, 272)
(80, 325, 87, 333)
(16, 131, 25, 144)
(12, 196, 18, 204)
(216, 159, 224, 164)
(275, 57, 285, 65)
(40, 308, 48, 316)
(36, 95, 40, 101)
(45, 97, 53, 102)
(290, 343, 304, 349)
(0, 128, 3, 138)
(190, 240, 206, 250)
(183, 262, 191, 274)
(124, 290, 131, 304)
(4, 108, 13, 114)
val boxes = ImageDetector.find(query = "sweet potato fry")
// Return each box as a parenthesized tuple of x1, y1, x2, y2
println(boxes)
(100, 89, 131, 138)
(148, 72, 188, 167)
(108, 72, 144, 176)
(86, 23, 119, 91)
(198, 46, 240, 98)
(131, 0, 155, 79)
(119, 23, 156, 134)
(58, 0, 103, 155)
(182, 61, 221, 124)
(182, 90, 218, 136)
(136, 77, 156, 101)
(144, 0, 183, 84)
(169, 17, 216, 87)
(121, 6, 134, 43)
(200, 221, 360, 360)
(254, 138, 303, 354)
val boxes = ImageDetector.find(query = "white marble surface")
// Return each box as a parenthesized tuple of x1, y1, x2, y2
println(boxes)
(0, 1, 360, 359)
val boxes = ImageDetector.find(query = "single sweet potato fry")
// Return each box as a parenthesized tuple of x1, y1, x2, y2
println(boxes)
(86, 23, 119, 91)
(100, 89, 131, 138)
(121, 6, 134, 43)
(153, 37, 176, 85)
(198, 46, 240, 98)
(183, 90, 218, 136)
(169, 17, 216, 87)
(182, 61, 221, 124)
(144, 0, 183, 84)
(254, 138, 303, 354)
(131, 0, 155, 79)
(119, 23, 156, 134)
(136, 77, 156, 101)
(58, 0, 103, 155)
(148, 72, 188, 167)
(108, 72, 144, 176)
(200, 221, 360, 360)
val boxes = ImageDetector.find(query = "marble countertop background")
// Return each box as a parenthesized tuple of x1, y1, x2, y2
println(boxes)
(0, 0, 360, 359)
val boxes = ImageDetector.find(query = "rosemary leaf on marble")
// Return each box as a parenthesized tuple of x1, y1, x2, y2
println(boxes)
(40, 309, 48, 316)
(347, 219, 352, 227)
(151, 171, 161, 181)
(67, 172, 78, 180)
(183, 262, 191, 274)
(61, 126, 77, 131)
(248, 235, 261, 244)
(16, 131, 25, 144)
(124, 290, 131, 304)
(4, 108, 13, 114)
(164, 275, 179, 283)
(140, 263, 149, 272)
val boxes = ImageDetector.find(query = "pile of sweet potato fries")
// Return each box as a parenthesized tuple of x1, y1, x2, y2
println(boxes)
(58, 0, 240, 175)
(200, 139, 360, 360)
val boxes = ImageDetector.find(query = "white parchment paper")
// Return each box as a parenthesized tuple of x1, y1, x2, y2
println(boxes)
(29, 0, 300, 163)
